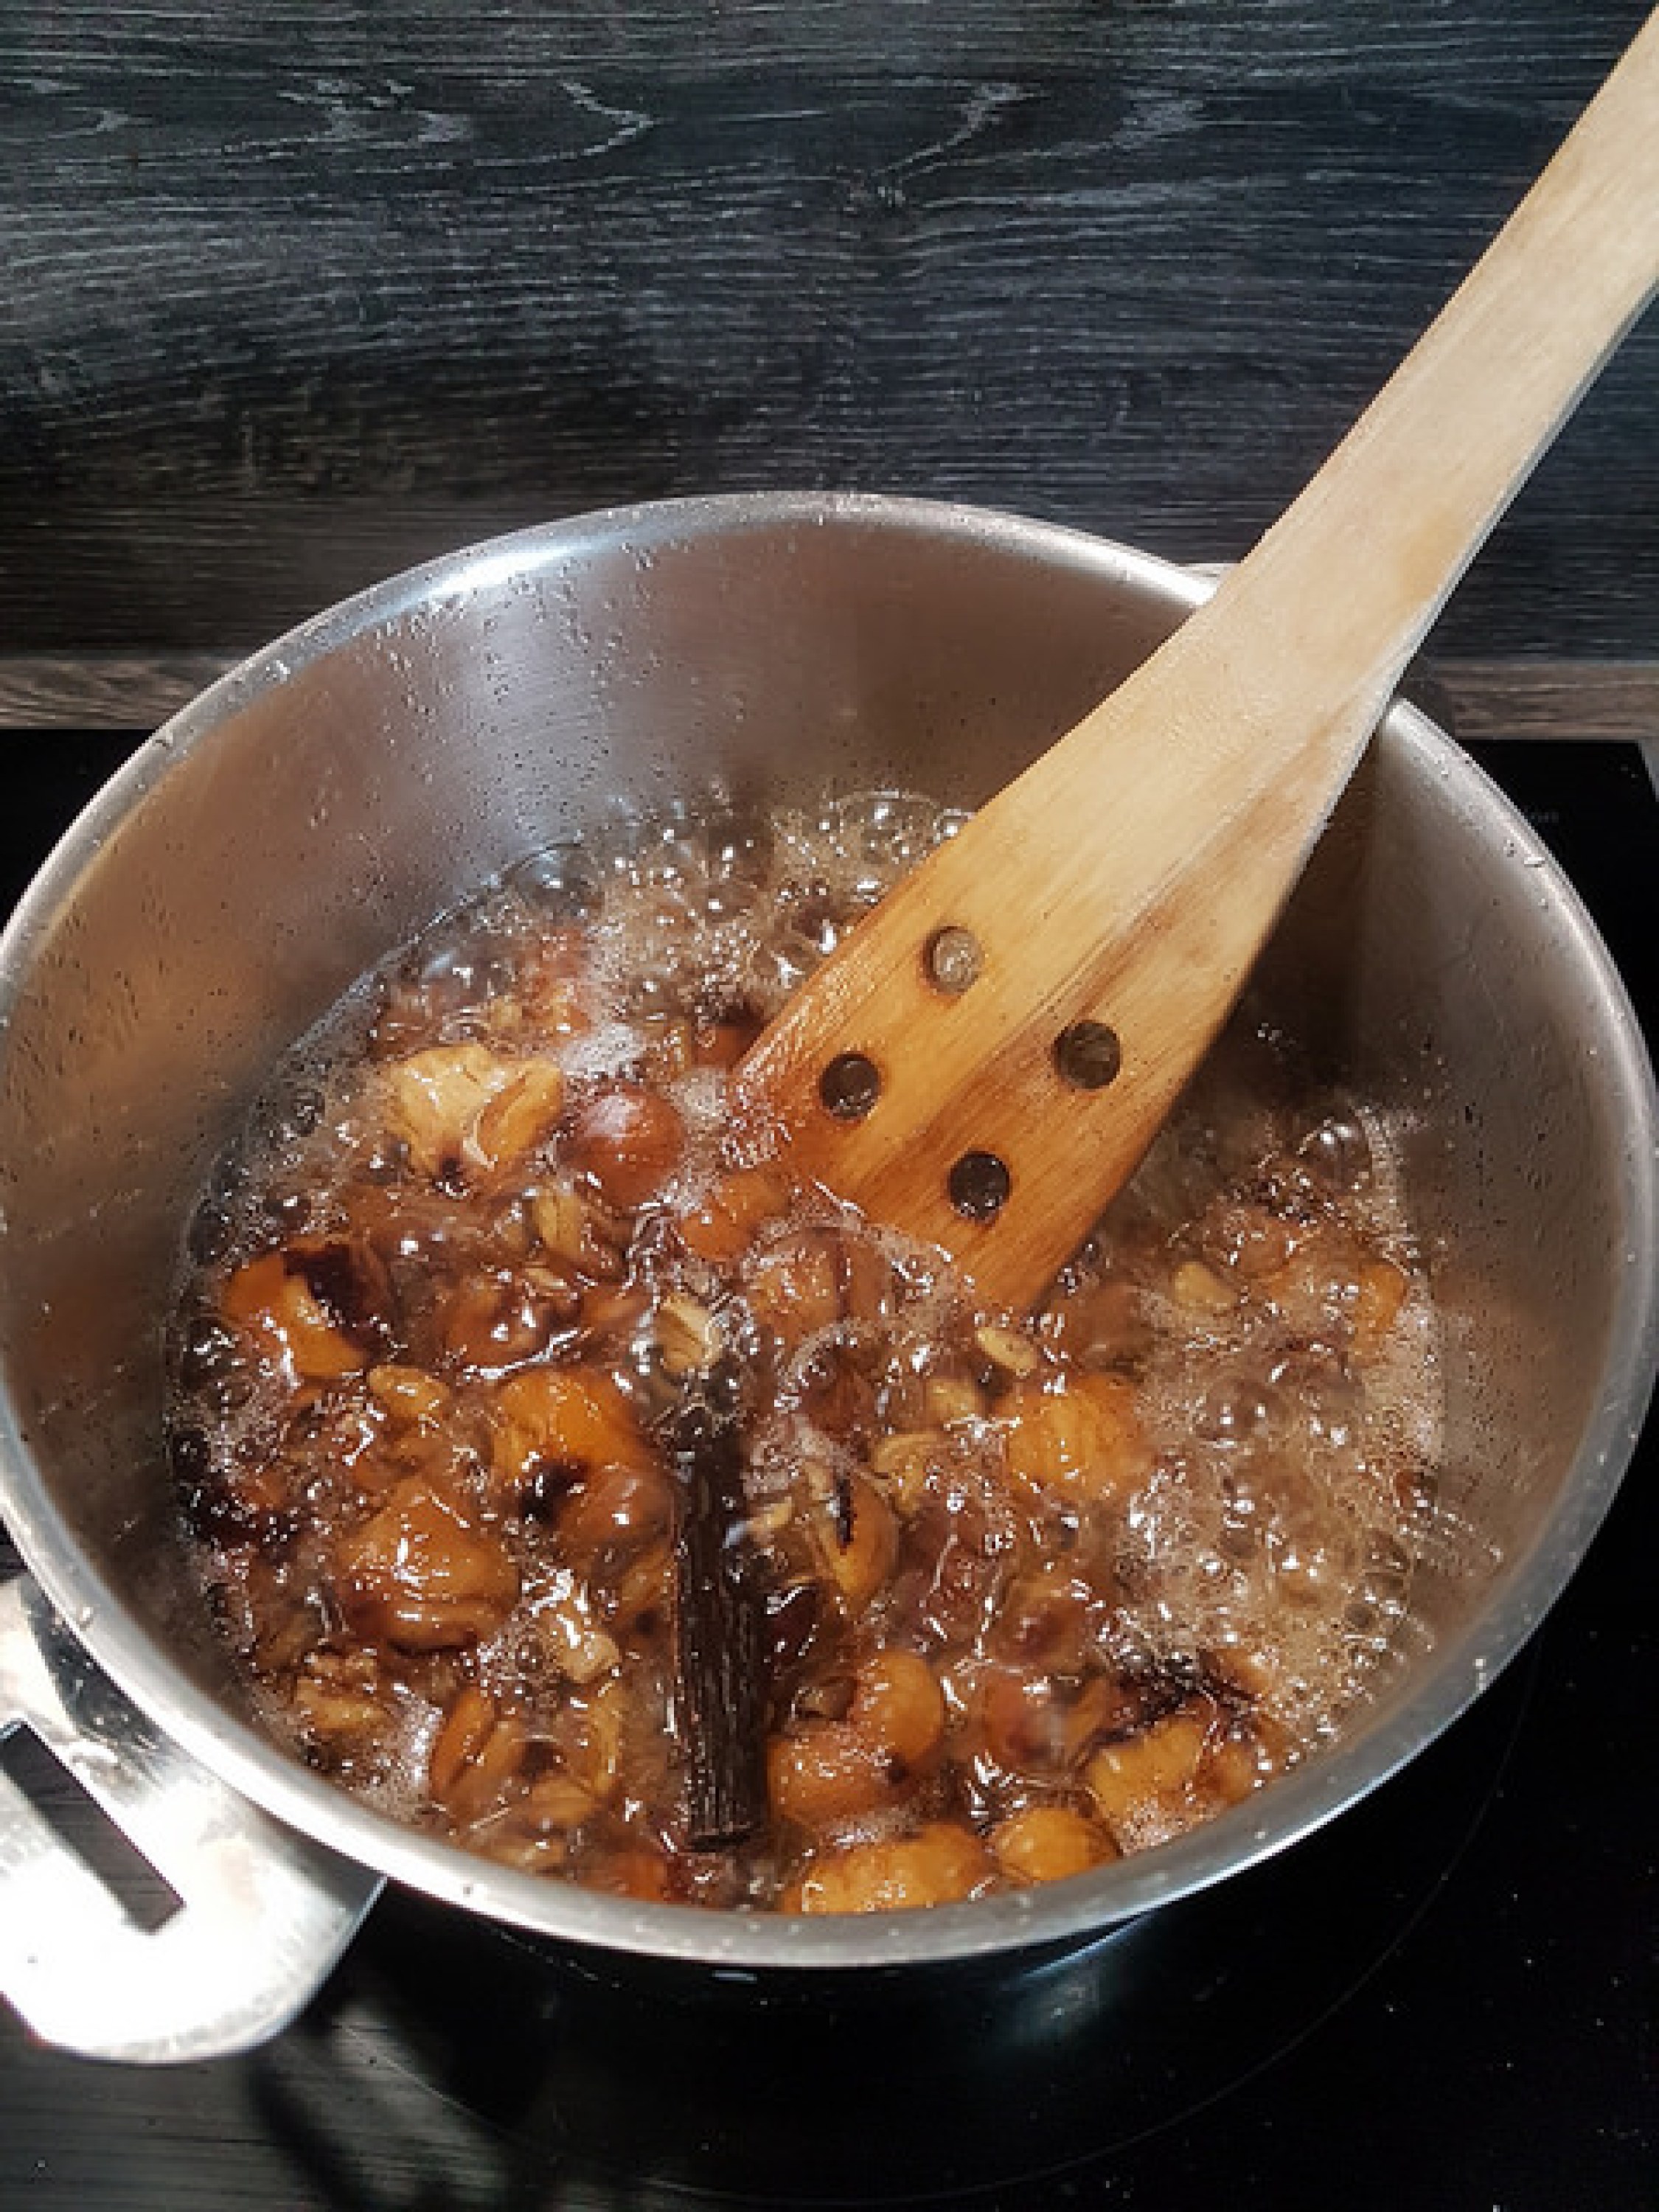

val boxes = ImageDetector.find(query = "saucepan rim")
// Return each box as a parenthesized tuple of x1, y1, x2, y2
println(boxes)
(1, 493, 1654, 1969)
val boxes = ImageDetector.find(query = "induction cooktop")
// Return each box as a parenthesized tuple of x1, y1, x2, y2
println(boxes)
(1, 731, 1654, 2211)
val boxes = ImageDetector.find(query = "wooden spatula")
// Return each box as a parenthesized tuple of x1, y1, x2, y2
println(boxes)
(737, 10, 1659, 1315)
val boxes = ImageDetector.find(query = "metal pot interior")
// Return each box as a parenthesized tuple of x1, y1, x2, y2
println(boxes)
(0, 494, 1652, 1966)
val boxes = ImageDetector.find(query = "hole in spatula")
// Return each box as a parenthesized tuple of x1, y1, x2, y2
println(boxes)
(0, 1722, 183, 1932)
(1054, 1020, 1122, 1091)
(948, 1150, 1012, 1220)
(820, 1051, 881, 1121)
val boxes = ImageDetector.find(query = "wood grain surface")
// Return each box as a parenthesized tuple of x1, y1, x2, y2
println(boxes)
(3, 1, 1656, 657)
(735, 0, 1659, 1304)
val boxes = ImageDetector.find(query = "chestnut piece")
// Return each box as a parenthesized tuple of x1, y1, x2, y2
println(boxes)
(566, 1081, 686, 1211)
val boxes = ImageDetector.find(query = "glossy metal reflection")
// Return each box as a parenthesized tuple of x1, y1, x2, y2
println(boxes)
(0, 1575, 379, 2062)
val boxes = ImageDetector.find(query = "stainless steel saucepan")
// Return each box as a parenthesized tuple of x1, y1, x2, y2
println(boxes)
(1, 495, 1654, 2060)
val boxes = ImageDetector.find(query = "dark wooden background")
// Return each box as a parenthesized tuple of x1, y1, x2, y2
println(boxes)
(2, 1, 1656, 668)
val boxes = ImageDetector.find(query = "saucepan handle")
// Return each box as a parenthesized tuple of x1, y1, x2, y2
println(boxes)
(0, 1571, 382, 2062)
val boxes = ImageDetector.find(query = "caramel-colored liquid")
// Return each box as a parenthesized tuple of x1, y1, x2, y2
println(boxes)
(170, 793, 1439, 1911)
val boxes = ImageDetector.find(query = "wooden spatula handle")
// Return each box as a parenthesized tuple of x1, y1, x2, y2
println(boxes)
(738, 11, 1659, 1312)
